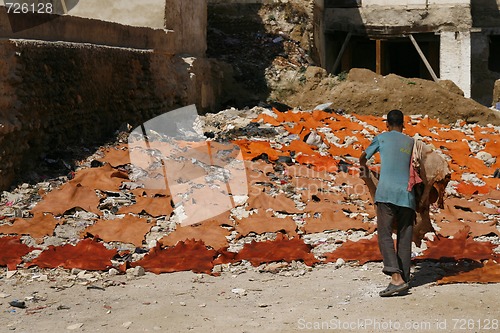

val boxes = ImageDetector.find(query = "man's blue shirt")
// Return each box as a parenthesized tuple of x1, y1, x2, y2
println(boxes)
(365, 131, 416, 210)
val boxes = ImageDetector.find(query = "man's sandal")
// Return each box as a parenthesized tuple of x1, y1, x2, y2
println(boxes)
(379, 282, 409, 297)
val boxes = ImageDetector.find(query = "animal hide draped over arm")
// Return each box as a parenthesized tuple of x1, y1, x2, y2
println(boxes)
(361, 139, 452, 247)
(412, 140, 452, 246)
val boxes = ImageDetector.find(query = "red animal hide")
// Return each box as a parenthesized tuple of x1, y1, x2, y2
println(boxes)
(27, 238, 117, 271)
(438, 260, 500, 284)
(417, 227, 497, 261)
(235, 233, 318, 267)
(0, 236, 33, 270)
(131, 239, 217, 274)
(323, 236, 383, 265)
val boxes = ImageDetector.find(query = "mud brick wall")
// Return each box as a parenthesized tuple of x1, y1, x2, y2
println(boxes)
(0, 39, 214, 190)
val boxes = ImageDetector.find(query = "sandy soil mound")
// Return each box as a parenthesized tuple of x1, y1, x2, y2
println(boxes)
(281, 67, 500, 126)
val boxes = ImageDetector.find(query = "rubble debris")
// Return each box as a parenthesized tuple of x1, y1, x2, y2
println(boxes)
(1, 103, 499, 285)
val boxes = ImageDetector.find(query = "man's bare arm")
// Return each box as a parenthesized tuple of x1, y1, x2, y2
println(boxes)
(359, 151, 369, 179)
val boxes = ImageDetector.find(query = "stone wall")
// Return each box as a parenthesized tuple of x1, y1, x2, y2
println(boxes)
(0, 39, 217, 190)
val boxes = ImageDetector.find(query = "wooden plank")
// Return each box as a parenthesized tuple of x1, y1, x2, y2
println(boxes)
(409, 34, 439, 82)
(376, 39, 383, 75)
(331, 32, 352, 74)
(60, 0, 68, 14)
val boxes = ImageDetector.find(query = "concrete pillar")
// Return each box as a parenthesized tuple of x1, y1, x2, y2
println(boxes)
(313, 0, 326, 68)
(440, 31, 471, 98)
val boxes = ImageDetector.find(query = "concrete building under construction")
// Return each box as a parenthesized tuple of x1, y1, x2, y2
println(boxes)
(313, 0, 500, 105)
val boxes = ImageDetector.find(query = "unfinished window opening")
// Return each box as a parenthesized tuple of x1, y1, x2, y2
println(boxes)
(327, 32, 439, 80)
(327, 33, 375, 74)
(489, 35, 500, 72)
(384, 36, 440, 80)
(324, 0, 361, 8)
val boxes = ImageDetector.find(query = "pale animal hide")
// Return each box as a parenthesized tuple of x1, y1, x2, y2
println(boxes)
(362, 140, 451, 247)
(411, 140, 451, 246)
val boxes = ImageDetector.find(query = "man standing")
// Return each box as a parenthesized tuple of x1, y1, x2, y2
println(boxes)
(359, 110, 415, 297)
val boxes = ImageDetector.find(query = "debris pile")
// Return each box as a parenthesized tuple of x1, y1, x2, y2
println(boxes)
(1, 105, 500, 285)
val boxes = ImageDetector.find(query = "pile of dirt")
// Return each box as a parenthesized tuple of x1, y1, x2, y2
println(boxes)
(280, 67, 500, 126)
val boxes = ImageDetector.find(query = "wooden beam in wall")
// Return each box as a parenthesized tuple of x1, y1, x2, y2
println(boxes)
(332, 32, 352, 74)
(60, 0, 68, 14)
(376, 39, 384, 75)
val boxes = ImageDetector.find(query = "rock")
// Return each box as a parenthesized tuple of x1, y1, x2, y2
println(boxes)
(179, 301, 186, 306)
(122, 321, 133, 329)
(260, 262, 289, 273)
(474, 151, 496, 166)
(313, 102, 333, 111)
(476, 151, 493, 162)
(335, 258, 345, 268)
(0, 293, 11, 298)
(67, 323, 84, 330)
(305, 130, 322, 147)
(133, 266, 146, 277)
(231, 288, 247, 296)
(108, 268, 119, 276)
(6, 270, 17, 279)
(494, 169, 500, 179)
(305, 66, 327, 81)
(9, 300, 26, 309)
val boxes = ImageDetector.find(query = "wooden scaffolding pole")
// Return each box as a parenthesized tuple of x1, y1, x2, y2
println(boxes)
(409, 34, 439, 82)
(331, 32, 352, 74)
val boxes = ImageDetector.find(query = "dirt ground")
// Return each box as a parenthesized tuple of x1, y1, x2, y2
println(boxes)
(2, 262, 499, 333)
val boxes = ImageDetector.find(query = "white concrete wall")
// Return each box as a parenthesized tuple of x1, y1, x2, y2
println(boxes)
(0, 0, 166, 28)
(362, 0, 470, 5)
(440, 31, 471, 98)
(64, 0, 166, 29)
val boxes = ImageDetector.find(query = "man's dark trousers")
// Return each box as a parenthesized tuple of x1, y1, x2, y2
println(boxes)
(376, 202, 415, 283)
